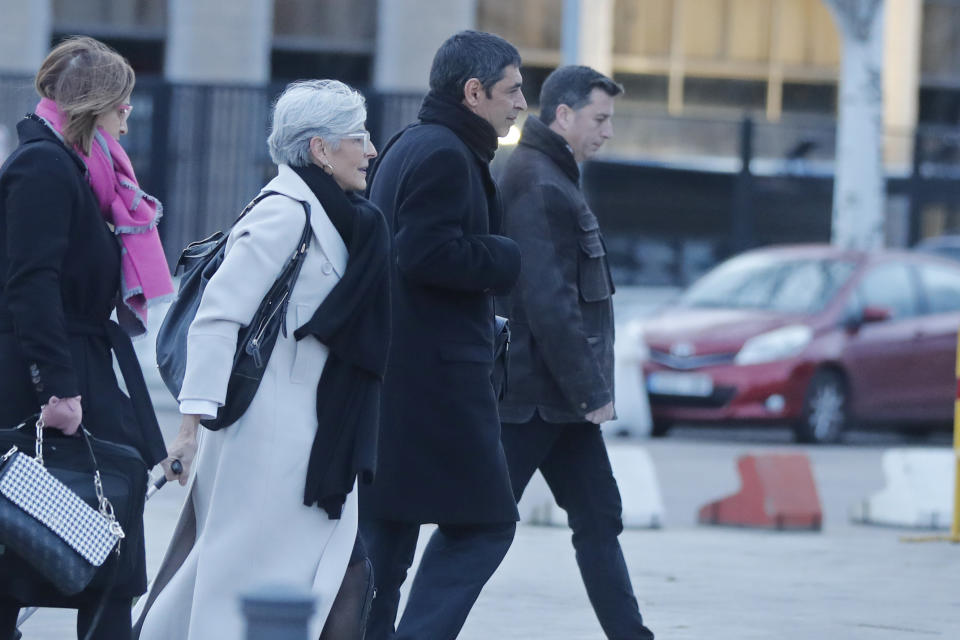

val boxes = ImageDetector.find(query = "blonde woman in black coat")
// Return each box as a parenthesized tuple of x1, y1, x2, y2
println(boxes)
(0, 37, 171, 639)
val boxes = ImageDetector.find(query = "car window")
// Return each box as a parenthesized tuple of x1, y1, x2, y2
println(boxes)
(857, 262, 919, 319)
(918, 262, 960, 313)
(681, 255, 856, 313)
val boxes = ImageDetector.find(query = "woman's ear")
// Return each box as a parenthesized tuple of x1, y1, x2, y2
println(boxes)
(309, 136, 326, 164)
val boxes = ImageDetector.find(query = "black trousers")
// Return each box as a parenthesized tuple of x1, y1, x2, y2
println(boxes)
(360, 518, 515, 640)
(500, 415, 655, 640)
(0, 596, 132, 640)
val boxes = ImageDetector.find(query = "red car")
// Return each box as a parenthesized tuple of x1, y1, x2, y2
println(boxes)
(641, 245, 960, 443)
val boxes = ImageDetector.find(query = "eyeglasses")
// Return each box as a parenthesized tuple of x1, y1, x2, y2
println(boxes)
(342, 130, 371, 154)
(118, 104, 133, 117)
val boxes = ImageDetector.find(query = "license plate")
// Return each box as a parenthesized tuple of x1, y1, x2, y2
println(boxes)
(647, 371, 713, 397)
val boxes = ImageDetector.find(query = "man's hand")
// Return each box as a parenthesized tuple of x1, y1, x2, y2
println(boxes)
(162, 414, 200, 486)
(585, 401, 615, 424)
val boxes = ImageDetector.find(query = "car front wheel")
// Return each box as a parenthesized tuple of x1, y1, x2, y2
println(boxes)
(794, 369, 847, 444)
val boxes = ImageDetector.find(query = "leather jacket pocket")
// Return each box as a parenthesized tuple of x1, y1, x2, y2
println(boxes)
(577, 208, 613, 303)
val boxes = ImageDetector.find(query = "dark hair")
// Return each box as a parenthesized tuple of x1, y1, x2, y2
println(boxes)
(429, 30, 522, 100)
(539, 65, 623, 125)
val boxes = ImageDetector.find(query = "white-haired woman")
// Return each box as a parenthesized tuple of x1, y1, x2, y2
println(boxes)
(134, 80, 389, 640)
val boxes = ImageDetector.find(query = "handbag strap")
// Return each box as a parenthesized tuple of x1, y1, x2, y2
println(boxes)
(33, 418, 124, 538)
(244, 194, 312, 341)
(78, 556, 121, 640)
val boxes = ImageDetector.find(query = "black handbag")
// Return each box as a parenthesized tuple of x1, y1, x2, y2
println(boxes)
(0, 417, 148, 596)
(156, 191, 312, 430)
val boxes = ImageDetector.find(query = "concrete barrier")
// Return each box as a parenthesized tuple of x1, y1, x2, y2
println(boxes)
(518, 444, 664, 529)
(698, 453, 822, 530)
(850, 448, 955, 529)
(608, 320, 652, 437)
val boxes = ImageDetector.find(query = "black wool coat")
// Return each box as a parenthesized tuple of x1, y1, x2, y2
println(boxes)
(0, 115, 167, 602)
(496, 116, 616, 424)
(362, 108, 522, 525)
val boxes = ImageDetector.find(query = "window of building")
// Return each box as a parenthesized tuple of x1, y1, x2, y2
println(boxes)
(271, 0, 377, 85)
(52, 0, 165, 75)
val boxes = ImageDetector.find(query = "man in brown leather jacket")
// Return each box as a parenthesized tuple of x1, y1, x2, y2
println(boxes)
(497, 65, 655, 640)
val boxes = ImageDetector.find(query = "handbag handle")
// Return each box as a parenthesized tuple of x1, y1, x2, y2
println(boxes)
(33, 417, 124, 537)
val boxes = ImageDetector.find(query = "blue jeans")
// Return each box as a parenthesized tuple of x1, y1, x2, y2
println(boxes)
(361, 519, 515, 640)
(501, 416, 655, 640)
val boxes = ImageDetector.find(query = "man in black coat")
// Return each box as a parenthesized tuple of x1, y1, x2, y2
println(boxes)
(360, 30, 526, 640)
(497, 66, 656, 639)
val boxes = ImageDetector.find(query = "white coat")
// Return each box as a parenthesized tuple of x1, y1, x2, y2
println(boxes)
(134, 165, 356, 640)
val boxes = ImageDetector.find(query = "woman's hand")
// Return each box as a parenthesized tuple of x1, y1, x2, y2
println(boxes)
(40, 395, 82, 435)
(162, 414, 201, 486)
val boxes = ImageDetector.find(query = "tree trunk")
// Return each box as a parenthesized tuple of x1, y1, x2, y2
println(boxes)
(824, 0, 886, 249)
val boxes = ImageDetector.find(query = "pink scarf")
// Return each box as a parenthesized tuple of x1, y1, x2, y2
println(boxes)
(35, 98, 173, 335)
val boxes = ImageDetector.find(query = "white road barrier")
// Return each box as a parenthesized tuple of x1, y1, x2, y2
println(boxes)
(850, 448, 955, 529)
(608, 319, 652, 437)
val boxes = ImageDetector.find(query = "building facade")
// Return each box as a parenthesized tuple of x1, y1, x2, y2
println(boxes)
(1, 0, 958, 279)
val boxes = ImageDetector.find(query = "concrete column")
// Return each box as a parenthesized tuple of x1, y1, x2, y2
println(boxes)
(667, 0, 686, 115)
(166, 0, 274, 85)
(562, 0, 615, 76)
(0, 0, 51, 74)
(373, 0, 477, 92)
(883, 0, 922, 168)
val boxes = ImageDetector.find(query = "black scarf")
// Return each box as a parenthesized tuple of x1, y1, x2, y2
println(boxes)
(519, 115, 580, 184)
(418, 91, 499, 163)
(292, 163, 391, 518)
(412, 91, 505, 233)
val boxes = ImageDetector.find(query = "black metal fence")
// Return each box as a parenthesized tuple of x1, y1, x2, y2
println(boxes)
(0, 75, 423, 265)
(3, 73, 959, 286)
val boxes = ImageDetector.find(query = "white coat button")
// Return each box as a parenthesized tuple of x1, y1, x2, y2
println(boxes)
(321, 262, 333, 275)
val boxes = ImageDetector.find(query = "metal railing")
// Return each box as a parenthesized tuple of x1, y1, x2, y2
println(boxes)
(4, 72, 960, 286)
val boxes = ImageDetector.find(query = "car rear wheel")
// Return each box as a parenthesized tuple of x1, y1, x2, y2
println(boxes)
(650, 420, 672, 438)
(794, 369, 847, 444)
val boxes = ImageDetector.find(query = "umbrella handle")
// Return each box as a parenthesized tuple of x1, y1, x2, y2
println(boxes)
(146, 459, 183, 498)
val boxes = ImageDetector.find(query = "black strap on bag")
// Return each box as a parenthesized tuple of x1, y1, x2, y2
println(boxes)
(156, 192, 312, 430)
(73, 426, 122, 640)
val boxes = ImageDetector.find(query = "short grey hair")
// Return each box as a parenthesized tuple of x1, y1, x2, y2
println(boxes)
(267, 79, 367, 167)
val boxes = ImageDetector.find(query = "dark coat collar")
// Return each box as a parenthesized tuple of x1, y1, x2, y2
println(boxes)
(17, 113, 88, 178)
(518, 115, 580, 184)
(418, 91, 499, 164)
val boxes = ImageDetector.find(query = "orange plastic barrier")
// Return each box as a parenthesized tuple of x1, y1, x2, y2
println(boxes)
(698, 453, 822, 531)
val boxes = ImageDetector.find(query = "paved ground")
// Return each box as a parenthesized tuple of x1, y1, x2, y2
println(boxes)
(17, 415, 958, 639)
(13, 287, 960, 638)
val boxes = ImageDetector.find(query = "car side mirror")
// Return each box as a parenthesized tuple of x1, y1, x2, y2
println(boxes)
(842, 305, 892, 332)
(861, 305, 892, 324)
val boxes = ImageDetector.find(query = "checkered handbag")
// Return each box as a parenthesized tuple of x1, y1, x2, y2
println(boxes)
(0, 419, 125, 596)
